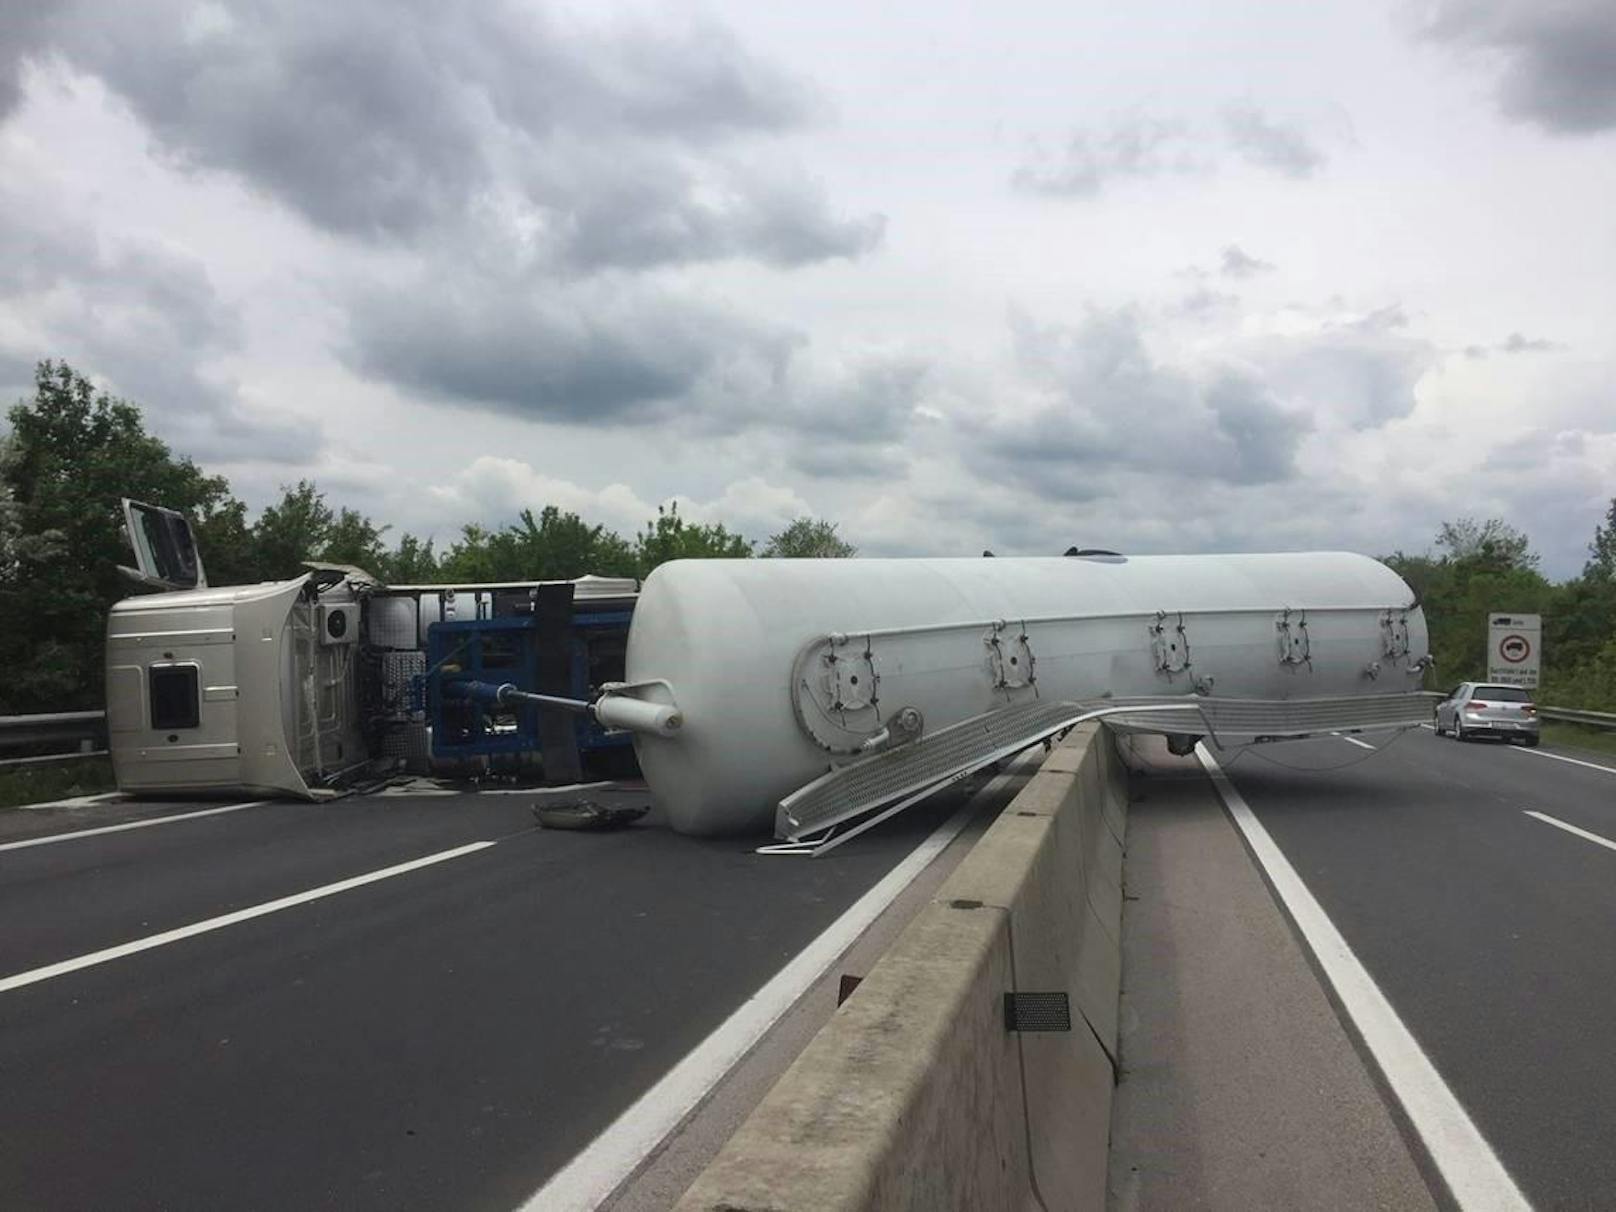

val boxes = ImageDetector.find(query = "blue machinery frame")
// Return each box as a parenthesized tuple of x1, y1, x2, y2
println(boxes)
(422, 609, 634, 760)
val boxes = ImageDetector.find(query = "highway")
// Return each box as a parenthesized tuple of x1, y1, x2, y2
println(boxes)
(4, 725, 1614, 1210)
(0, 774, 1022, 1211)
(1206, 726, 1616, 1209)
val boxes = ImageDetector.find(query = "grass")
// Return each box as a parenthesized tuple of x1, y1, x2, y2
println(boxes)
(0, 757, 117, 810)
(1540, 722, 1616, 760)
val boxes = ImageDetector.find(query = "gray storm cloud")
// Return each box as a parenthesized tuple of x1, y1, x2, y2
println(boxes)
(343, 263, 925, 465)
(1220, 245, 1276, 278)
(5, 0, 880, 269)
(962, 309, 1312, 499)
(1421, 0, 1616, 134)
(0, 185, 317, 463)
(1010, 115, 1200, 197)
(0, 1, 1608, 577)
(1251, 308, 1436, 431)
(1221, 103, 1327, 178)
(345, 275, 791, 425)
(1014, 104, 1326, 198)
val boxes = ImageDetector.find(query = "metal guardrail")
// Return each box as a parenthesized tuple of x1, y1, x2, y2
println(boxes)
(0, 698, 1610, 770)
(1538, 706, 1616, 730)
(0, 749, 109, 768)
(0, 711, 109, 766)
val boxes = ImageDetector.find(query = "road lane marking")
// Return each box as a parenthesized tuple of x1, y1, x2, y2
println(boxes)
(1524, 811, 1616, 854)
(0, 841, 495, 995)
(1334, 734, 1377, 751)
(0, 800, 271, 853)
(1515, 748, 1616, 777)
(1419, 723, 1435, 730)
(522, 750, 1042, 1212)
(1197, 745, 1530, 1212)
(16, 791, 126, 812)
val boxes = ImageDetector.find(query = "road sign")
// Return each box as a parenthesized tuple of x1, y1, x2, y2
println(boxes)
(1487, 613, 1541, 688)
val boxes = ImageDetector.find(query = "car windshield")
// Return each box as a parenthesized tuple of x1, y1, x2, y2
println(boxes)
(1473, 686, 1530, 702)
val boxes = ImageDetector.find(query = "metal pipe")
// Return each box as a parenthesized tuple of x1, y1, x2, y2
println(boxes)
(497, 687, 595, 715)
(441, 679, 681, 737)
(441, 680, 592, 713)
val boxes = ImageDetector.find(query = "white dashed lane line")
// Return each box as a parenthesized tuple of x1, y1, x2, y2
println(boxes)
(0, 841, 496, 995)
(1523, 811, 1616, 855)
(0, 800, 270, 853)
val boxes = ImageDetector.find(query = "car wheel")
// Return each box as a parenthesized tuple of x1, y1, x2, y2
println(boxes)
(1454, 719, 1467, 741)
(1524, 736, 1540, 748)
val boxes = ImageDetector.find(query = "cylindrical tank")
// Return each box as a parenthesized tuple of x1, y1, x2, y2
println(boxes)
(625, 554, 1425, 835)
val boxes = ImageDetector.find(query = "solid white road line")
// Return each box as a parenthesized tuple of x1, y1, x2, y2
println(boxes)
(1197, 745, 1530, 1212)
(1515, 748, 1616, 777)
(1523, 811, 1616, 854)
(1335, 734, 1378, 751)
(0, 800, 271, 853)
(1419, 723, 1435, 730)
(520, 750, 1042, 1212)
(0, 841, 494, 995)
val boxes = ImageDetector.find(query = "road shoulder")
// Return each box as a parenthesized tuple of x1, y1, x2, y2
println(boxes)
(1107, 753, 1436, 1211)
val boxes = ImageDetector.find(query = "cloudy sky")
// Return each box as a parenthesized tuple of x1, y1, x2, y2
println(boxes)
(2, 0, 1612, 574)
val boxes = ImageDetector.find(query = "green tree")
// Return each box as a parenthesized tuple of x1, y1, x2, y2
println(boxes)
(1434, 517, 1538, 572)
(437, 523, 500, 582)
(246, 481, 391, 579)
(0, 361, 240, 711)
(1386, 519, 1552, 691)
(761, 516, 857, 558)
(493, 506, 635, 580)
(435, 508, 636, 582)
(191, 496, 260, 585)
(634, 502, 752, 576)
(380, 533, 441, 583)
(250, 480, 334, 579)
(321, 506, 390, 576)
(1585, 497, 1616, 582)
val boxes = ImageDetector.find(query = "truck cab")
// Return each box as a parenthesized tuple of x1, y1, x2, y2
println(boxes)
(105, 501, 637, 798)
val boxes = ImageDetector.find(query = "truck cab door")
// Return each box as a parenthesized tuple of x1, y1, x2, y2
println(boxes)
(120, 498, 208, 591)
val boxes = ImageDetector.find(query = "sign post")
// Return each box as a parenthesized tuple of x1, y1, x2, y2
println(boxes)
(1487, 613, 1541, 688)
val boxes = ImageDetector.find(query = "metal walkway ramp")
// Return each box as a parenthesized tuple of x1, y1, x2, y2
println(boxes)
(775, 691, 1436, 850)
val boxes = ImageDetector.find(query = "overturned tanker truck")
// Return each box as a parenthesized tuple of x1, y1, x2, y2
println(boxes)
(106, 500, 1432, 840)
(598, 552, 1433, 840)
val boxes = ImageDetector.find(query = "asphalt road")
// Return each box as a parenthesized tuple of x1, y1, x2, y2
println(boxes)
(0, 778, 1000, 1211)
(1211, 726, 1616, 1210)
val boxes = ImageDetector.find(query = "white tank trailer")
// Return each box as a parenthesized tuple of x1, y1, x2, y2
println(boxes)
(600, 553, 1433, 837)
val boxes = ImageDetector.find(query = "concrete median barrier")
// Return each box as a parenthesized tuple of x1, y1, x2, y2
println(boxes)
(676, 722, 1127, 1211)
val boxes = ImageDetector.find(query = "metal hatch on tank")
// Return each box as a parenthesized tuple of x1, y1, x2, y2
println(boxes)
(594, 553, 1434, 838)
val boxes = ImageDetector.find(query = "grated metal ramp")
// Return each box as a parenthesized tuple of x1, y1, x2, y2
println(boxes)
(1103, 691, 1438, 737)
(779, 700, 1082, 839)
(775, 691, 1438, 844)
